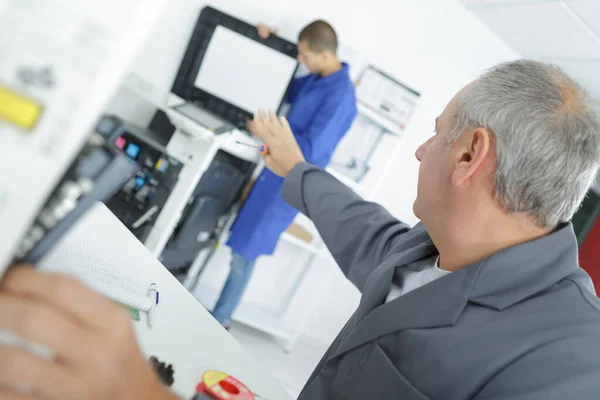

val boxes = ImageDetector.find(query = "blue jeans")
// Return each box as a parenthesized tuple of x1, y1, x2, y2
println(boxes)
(212, 251, 256, 326)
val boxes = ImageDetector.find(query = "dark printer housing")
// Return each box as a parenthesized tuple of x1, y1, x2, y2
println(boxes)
(160, 150, 254, 272)
(104, 118, 183, 242)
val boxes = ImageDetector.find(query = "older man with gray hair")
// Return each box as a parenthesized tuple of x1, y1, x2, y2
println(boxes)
(252, 59, 600, 399)
(1, 60, 599, 400)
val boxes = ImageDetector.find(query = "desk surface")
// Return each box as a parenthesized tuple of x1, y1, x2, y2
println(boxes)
(40, 203, 292, 400)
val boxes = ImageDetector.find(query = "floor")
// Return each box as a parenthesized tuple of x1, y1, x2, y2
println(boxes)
(227, 323, 329, 399)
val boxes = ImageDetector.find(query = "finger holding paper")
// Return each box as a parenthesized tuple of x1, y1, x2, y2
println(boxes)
(0, 267, 177, 400)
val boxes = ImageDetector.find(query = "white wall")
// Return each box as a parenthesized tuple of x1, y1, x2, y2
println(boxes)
(109, 0, 518, 345)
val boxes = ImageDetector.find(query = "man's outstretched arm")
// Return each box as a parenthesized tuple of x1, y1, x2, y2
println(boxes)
(282, 163, 410, 290)
(249, 109, 412, 291)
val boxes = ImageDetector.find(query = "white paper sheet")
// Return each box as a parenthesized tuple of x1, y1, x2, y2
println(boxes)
(194, 25, 298, 114)
(39, 203, 153, 311)
(0, 0, 168, 275)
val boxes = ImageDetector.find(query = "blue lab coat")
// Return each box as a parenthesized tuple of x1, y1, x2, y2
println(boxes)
(227, 63, 357, 260)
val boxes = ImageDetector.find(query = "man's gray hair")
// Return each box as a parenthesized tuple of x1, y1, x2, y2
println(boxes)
(449, 60, 600, 229)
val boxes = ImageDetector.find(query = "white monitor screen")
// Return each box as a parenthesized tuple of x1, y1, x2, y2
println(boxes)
(194, 25, 298, 114)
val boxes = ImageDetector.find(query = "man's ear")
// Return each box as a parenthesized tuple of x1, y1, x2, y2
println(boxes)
(321, 50, 334, 60)
(451, 127, 492, 186)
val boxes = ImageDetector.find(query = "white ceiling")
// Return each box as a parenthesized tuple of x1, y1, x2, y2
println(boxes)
(461, 0, 600, 99)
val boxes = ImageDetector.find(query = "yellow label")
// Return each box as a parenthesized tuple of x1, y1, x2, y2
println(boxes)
(203, 370, 228, 388)
(0, 85, 43, 130)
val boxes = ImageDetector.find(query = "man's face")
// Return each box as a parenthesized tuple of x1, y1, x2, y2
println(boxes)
(297, 40, 325, 74)
(413, 91, 462, 223)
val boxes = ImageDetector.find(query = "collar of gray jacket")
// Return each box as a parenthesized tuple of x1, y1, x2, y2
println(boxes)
(330, 222, 580, 360)
(468, 222, 579, 309)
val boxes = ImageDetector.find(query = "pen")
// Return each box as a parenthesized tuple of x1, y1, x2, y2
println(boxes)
(148, 283, 159, 328)
(235, 141, 269, 155)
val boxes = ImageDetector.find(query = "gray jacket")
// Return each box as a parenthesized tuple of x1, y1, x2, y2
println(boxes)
(283, 163, 600, 400)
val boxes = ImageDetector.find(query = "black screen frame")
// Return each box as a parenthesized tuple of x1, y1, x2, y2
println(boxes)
(171, 6, 299, 129)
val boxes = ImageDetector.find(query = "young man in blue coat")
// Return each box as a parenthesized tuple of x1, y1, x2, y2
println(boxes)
(212, 20, 358, 327)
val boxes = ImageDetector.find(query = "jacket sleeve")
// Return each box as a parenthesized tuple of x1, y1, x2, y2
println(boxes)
(281, 163, 411, 291)
(294, 95, 355, 164)
(473, 337, 600, 399)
